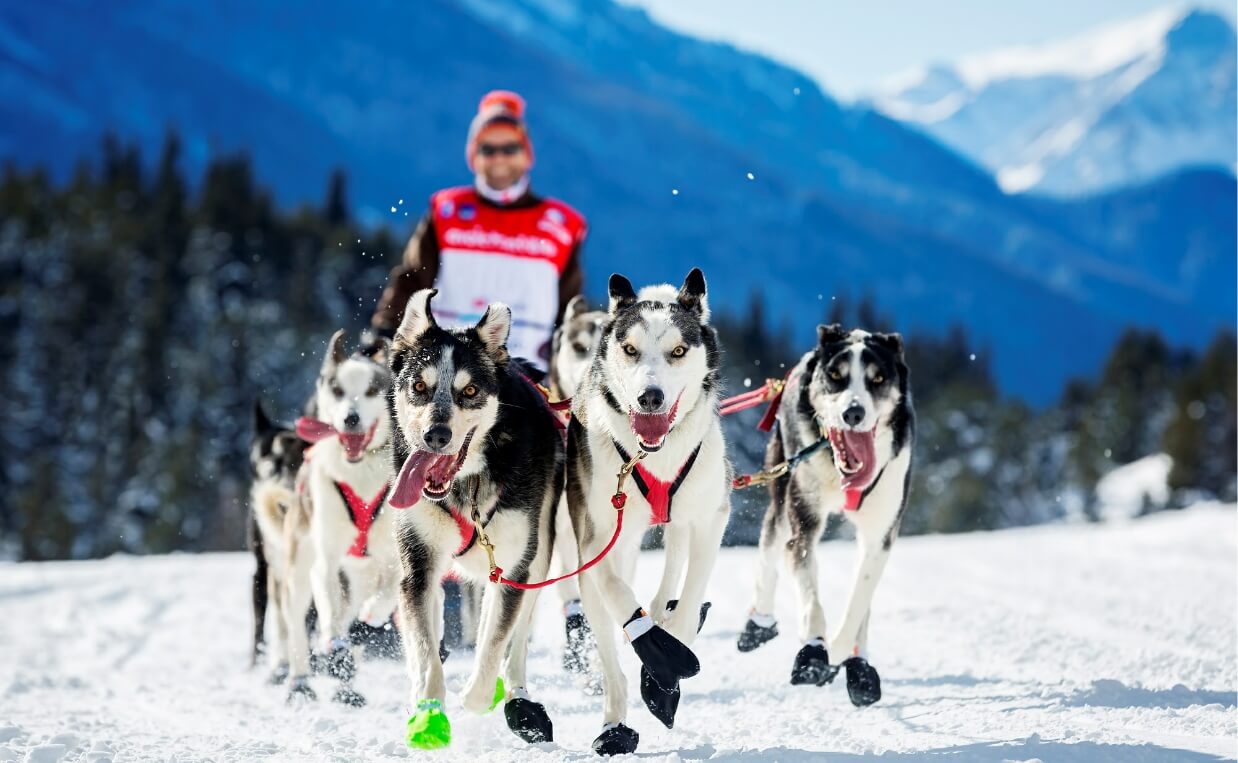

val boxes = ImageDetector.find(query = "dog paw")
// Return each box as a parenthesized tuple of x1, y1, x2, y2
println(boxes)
(844, 657, 882, 706)
(591, 723, 639, 757)
(790, 642, 839, 686)
(325, 645, 356, 682)
(406, 699, 451, 750)
(640, 665, 680, 728)
(624, 609, 699, 691)
(285, 675, 317, 704)
(460, 675, 504, 714)
(563, 611, 592, 675)
(737, 617, 779, 652)
(267, 661, 290, 685)
(504, 696, 554, 743)
(332, 685, 367, 707)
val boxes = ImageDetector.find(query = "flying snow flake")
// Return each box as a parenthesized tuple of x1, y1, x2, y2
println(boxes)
(969, 353, 977, 361)
(746, 172, 755, 180)
(672, 189, 679, 196)
(398, 198, 404, 205)
(390, 206, 397, 213)
(793, 87, 801, 95)
(743, 377, 752, 387)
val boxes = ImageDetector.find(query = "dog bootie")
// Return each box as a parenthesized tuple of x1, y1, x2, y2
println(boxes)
(563, 601, 591, 674)
(286, 675, 316, 704)
(332, 685, 366, 707)
(790, 640, 838, 686)
(406, 699, 451, 750)
(592, 722, 639, 756)
(325, 641, 356, 682)
(504, 690, 554, 743)
(639, 599, 711, 728)
(624, 609, 699, 692)
(737, 614, 779, 652)
(844, 657, 882, 706)
(268, 661, 290, 685)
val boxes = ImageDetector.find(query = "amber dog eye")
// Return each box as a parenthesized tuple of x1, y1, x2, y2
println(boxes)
(828, 369, 843, 381)
(623, 344, 638, 356)
(872, 374, 885, 385)
(413, 380, 427, 393)
(462, 385, 478, 398)
(671, 346, 687, 358)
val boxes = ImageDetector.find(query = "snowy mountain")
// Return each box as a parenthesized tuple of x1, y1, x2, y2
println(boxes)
(0, 0, 1233, 402)
(876, 7, 1237, 196)
(2, 503, 1234, 759)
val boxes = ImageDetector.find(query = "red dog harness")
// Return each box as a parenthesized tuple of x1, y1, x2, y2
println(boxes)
(333, 482, 390, 558)
(611, 440, 702, 525)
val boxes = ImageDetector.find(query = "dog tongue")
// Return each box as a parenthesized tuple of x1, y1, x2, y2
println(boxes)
(630, 412, 673, 445)
(390, 450, 435, 508)
(838, 429, 877, 493)
(295, 417, 336, 444)
(340, 433, 368, 461)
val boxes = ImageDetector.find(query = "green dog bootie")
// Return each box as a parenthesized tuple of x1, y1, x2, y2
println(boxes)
(490, 676, 506, 711)
(407, 698, 451, 750)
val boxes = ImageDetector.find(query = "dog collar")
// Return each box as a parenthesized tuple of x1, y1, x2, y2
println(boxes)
(611, 439, 702, 525)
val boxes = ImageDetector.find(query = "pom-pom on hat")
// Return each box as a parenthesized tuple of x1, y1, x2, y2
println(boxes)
(466, 90, 534, 170)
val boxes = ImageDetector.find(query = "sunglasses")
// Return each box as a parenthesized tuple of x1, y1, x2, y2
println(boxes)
(477, 142, 524, 158)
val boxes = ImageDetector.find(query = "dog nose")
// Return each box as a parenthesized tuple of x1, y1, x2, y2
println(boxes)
(636, 387, 665, 413)
(343, 411, 360, 430)
(423, 424, 453, 451)
(843, 404, 866, 428)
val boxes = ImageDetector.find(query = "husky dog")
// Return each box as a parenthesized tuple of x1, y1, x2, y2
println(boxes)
(548, 295, 606, 675)
(284, 330, 399, 707)
(248, 401, 308, 679)
(387, 290, 562, 750)
(567, 269, 731, 756)
(737, 325, 914, 708)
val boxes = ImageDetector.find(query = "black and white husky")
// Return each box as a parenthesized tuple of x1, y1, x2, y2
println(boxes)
(387, 289, 561, 749)
(737, 325, 914, 707)
(284, 330, 399, 707)
(567, 270, 731, 756)
(548, 295, 606, 675)
(248, 401, 308, 678)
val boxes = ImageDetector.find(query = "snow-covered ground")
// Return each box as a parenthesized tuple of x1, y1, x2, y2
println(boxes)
(2, 503, 1235, 762)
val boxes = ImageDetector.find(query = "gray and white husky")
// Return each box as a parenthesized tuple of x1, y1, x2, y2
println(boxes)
(737, 324, 915, 708)
(566, 269, 731, 756)
(548, 295, 606, 675)
(284, 330, 399, 707)
(387, 289, 562, 749)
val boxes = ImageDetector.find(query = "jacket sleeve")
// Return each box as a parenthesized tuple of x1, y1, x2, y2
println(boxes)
(372, 209, 440, 335)
(556, 233, 586, 324)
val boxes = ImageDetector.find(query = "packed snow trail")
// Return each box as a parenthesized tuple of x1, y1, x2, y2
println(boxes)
(2, 504, 1234, 762)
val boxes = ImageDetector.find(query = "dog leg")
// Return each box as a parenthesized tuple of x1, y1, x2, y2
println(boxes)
(460, 583, 522, 714)
(502, 587, 555, 744)
(829, 534, 891, 662)
(664, 515, 724, 646)
(580, 569, 640, 755)
(739, 504, 786, 652)
(651, 522, 689, 623)
(786, 511, 826, 643)
(267, 574, 290, 684)
(400, 541, 452, 750)
(283, 551, 317, 702)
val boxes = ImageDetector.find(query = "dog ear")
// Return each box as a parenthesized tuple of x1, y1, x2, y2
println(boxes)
(872, 331, 905, 360)
(677, 268, 709, 321)
(475, 302, 512, 364)
(397, 289, 438, 343)
(608, 273, 637, 314)
(254, 400, 276, 435)
(565, 294, 588, 321)
(817, 323, 847, 347)
(325, 328, 348, 368)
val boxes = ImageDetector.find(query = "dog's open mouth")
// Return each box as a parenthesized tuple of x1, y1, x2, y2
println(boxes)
(827, 427, 876, 493)
(628, 396, 681, 452)
(339, 428, 374, 462)
(389, 429, 475, 508)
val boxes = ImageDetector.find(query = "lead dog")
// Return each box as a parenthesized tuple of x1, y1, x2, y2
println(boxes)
(387, 290, 561, 750)
(567, 269, 731, 756)
(736, 324, 915, 707)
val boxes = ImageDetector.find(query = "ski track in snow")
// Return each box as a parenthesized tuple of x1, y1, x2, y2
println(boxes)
(1, 504, 1234, 762)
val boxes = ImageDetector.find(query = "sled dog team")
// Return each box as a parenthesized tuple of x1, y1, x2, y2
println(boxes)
(249, 269, 915, 756)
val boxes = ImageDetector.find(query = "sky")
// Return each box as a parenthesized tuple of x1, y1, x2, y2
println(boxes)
(616, 1, 1238, 99)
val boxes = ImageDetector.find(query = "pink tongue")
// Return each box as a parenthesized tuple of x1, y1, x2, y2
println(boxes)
(390, 450, 434, 508)
(340, 433, 367, 460)
(295, 417, 336, 443)
(630, 412, 673, 444)
(838, 429, 877, 491)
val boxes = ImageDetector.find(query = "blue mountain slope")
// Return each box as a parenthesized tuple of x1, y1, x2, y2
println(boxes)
(0, 0, 1231, 403)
